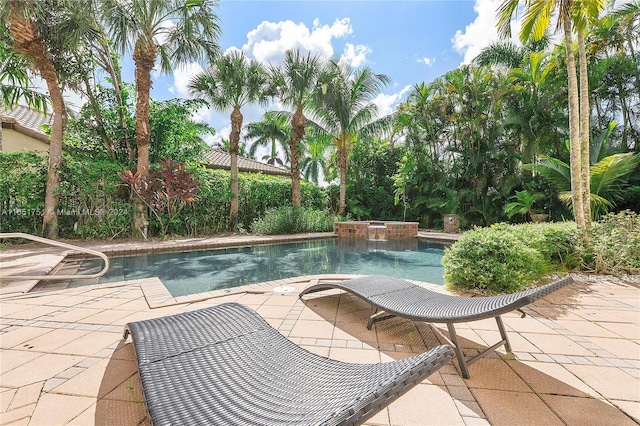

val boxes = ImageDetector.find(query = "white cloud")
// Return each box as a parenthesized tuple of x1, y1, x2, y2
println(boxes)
(372, 85, 412, 117)
(340, 43, 372, 67)
(169, 61, 205, 98)
(417, 57, 435, 66)
(452, 0, 508, 65)
(242, 18, 353, 64)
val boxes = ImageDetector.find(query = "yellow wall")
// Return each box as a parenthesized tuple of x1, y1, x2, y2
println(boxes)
(1, 129, 49, 152)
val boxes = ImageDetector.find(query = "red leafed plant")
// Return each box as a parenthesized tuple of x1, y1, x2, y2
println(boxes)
(118, 159, 199, 237)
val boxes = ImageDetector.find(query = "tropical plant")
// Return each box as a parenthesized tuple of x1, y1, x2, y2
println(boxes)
(101, 0, 222, 237)
(1, 0, 98, 238)
(270, 48, 323, 207)
(503, 190, 546, 219)
(246, 111, 290, 167)
(522, 152, 640, 219)
(300, 133, 331, 185)
(497, 0, 606, 235)
(189, 50, 270, 230)
(0, 43, 49, 114)
(118, 158, 199, 237)
(312, 60, 391, 215)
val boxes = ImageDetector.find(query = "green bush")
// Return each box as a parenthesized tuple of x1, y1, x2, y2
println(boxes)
(252, 206, 336, 235)
(442, 227, 549, 293)
(588, 210, 640, 275)
(0, 151, 47, 234)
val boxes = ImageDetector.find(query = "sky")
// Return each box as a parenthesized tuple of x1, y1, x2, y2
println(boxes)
(110, 0, 512, 147)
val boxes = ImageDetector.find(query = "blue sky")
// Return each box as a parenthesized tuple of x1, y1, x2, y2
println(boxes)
(110, 0, 512, 146)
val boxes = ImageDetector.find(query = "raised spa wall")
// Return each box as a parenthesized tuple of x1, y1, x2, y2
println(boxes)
(334, 221, 419, 240)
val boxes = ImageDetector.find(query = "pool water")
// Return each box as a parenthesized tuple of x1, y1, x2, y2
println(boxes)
(71, 238, 446, 297)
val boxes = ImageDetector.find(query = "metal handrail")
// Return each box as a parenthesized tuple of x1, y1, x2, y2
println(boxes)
(0, 232, 109, 281)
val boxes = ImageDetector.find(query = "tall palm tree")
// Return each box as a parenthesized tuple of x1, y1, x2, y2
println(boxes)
(312, 60, 391, 215)
(101, 0, 222, 238)
(1, 0, 95, 238)
(270, 48, 323, 207)
(189, 50, 270, 230)
(245, 111, 290, 167)
(497, 0, 605, 235)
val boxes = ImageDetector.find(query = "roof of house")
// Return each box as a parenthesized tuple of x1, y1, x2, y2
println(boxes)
(0, 105, 53, 143)
(203, 149, 290, 177)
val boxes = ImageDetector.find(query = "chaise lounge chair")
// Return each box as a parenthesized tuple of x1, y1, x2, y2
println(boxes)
(124, 302, 454, 426)
(299, 275, 574, 378)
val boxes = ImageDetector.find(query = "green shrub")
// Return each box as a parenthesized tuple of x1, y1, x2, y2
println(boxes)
(252, 206, 336, 235)
(588, 210, 640, 275)
(442, 226, 549, 293)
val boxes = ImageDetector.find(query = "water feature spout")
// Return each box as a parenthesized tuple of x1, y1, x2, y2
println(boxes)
(367, 225, 387, 241)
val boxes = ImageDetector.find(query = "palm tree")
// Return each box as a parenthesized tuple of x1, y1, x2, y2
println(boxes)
(0, 43, 50, 151)
(1, 0, 95, 238)
(497, 0, 605, 235)
(101, 0, 222, 238)
(300, 133, 331, 185)
(245, 112, 290, 167)
(313, 60, 391, 215)
(189, 50, 270, 230)
(270, 48, 323, 207)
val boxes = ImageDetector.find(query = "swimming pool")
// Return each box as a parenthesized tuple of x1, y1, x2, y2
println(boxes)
(69, 238, 446, 297)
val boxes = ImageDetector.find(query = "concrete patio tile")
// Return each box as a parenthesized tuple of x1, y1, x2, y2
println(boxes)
(363, 407, 390, 425)
(464, 358, 532, 393)
(289, 319, 335, 339)
(46, 307, 105, 322)
(522, 332, 594, 356)
(447, 385, 475, 402)
(612, 399, 640, 422)
(20, 328, 90, 352)
(540, 394, 638, 425)
(503, 316, 556, 334)
(77, 309, 136, 326)
(0, 388, 16, 412)
(1, 353, 82, 387)
(2, 305, 60, 320)
(0, 303, 32, 316)
(81, 297, 132, 310)
(29, 393, 94, 425)
(564, 364, 640, 401)
(0, 350, 42, 375)
(53, 331, 122, 356)
(584, 336, 640, 360)
(263, 294, 300, 307)
(554, 318, 620, 338)
(597, 321, 640, 340)
(471, 389, 563, 426)
(53, 357, 137, 398)
(0, 326, 52, 349)
(102, 373, 144, 403)
(69, 399, 147, 426)
(256, 304, 293, 319)
(506, 360, 595, 398)
(388, 384, 464, 426)
(0, 402, 35, 425)
(43, 295, 94, 308)
(5, 382, 43, 411)
(328, 347, 381, 363)
(574, 308, 638, 323)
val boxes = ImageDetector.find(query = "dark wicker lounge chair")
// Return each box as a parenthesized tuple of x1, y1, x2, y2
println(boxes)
(124, 302, 454, 426)
(299, 275, 574, 378)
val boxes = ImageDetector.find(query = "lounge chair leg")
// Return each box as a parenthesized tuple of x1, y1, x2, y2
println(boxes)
(446, 323, 470, 379)
(495, 316, 513, 354)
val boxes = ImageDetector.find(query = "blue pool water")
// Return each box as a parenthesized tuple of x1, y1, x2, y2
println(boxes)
(72, 238, 446, 297)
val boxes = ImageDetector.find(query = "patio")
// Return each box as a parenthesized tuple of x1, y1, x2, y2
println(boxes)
(0, 236, 638, 425)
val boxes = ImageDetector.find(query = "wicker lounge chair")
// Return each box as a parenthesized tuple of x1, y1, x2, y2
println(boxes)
(300, 275, 573, 378)
(124, 302, 454, 426)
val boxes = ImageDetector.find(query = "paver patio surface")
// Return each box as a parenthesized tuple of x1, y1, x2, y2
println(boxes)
(0, 235, 638, 425)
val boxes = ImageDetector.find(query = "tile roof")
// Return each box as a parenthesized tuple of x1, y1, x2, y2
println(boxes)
(0, 105, 53, 143)
(203, 149, 290, 177)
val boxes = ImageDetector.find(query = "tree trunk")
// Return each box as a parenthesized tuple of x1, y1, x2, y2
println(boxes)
(7, 7, 64, 238)
(290, 107, 305, 208)
(563, 18, 585, 232)
(132, 42, 155, 239)
(577, 30, 591, 230)
(337, 142, 348, 216)
(229, 107, 243, 231)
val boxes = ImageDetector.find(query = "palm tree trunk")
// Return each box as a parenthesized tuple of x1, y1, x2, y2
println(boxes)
(7, 7, 63, 238)
(290, 108, 305, 208)
(132, 43, 155, 239)
(563, 18, 585, 233)
(229, 107, 242, 231)
(578, 29, 591, 229)
(338, 143, 348, 216)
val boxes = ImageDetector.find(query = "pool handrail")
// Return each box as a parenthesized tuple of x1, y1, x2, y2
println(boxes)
(0, 232, 109, 281)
